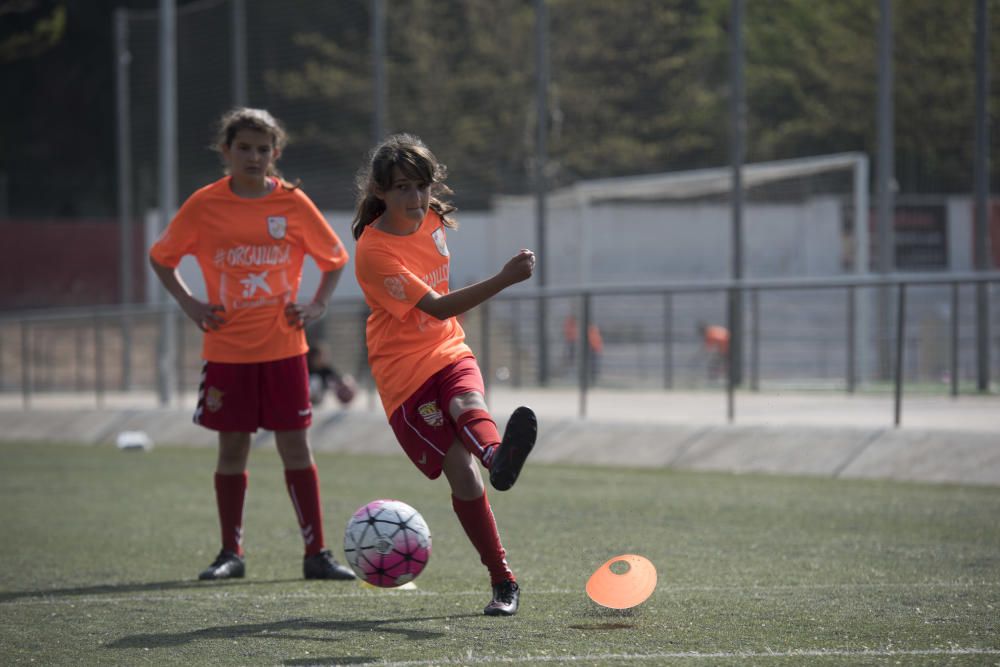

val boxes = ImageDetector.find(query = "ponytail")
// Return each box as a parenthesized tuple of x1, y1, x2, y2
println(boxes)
(351, 195, 386, 240)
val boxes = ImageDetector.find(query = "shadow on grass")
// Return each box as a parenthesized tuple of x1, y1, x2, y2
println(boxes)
(0, 577, 306, 603)
(283, 659, 378, 666)
(567, 605, 641, 630)
(106, 613, 478, 649)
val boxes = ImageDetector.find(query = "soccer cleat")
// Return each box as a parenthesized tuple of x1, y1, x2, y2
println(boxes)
(304, 549, 357, 580)
(198, 550, 245, 580)
(484, 580, 520, 616)
(489, 406, 537, 491)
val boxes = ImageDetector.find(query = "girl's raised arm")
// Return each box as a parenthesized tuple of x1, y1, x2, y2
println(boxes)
(417, 249, 535, 320)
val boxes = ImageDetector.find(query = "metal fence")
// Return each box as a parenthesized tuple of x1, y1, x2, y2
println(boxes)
(2, 272, 997, 426)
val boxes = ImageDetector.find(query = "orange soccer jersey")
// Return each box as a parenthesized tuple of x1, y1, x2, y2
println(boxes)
(149, 177, 349, 363)
(704, 325, 730, 355)
(355, 210, 473, 416)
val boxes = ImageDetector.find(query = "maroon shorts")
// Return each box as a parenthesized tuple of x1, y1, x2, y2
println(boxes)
(387, 356, 484, 479)
(194, 354, 312, 433)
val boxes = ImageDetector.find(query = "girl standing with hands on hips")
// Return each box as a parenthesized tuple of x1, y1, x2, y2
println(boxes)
(353, 134, 538, 616)
(149, 108, 356, 583)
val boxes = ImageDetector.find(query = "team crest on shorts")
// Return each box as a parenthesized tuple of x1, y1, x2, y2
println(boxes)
(206, 386, 224, 413)
(267, 216, 287, 239)
(417, 401, 444, 427)
(431, 227, 449, 257)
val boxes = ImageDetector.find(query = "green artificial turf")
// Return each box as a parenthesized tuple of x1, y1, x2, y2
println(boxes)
(0, 441, 997, 665)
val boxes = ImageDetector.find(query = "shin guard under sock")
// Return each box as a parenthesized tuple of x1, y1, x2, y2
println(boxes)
(285, 464, 326, 556)
(214, 471, 248, 556)
(452, 491, 514, 585)
(454, 409, 502, 468)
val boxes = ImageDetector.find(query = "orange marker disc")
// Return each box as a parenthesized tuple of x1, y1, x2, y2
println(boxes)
(585, 554, 657, 609)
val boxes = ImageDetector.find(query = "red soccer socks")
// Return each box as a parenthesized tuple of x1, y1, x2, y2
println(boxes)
(214, 471, 248, 556)
(452, 491, 515, 585)
(455, 408, 501, 468)
(285, 464, 326, 557)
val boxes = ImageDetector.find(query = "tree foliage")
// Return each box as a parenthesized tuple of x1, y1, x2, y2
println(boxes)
(0, 0, 66, 65)
(0, 0, 997, 215)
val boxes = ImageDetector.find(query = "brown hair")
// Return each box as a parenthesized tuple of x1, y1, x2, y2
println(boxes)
(351, 133, 456, 240)
(212, 107, 299, 189)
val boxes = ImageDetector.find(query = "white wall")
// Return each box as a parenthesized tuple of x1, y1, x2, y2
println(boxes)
(487, 196, 845, 286)
(149, 195, 976, 306)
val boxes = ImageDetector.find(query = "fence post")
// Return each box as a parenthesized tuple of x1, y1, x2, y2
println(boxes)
(511, 299, 522, 388)
(120, 312, 133, 391)
(847, 285, 856, 393)
(175, 310, 185, 405)
(894, 283, 906, 427)
(750, 288, 760, 391)
(75, 325, 86, 391)
(21, 320, 30, 410)
(663, 292, 673, 389)
(95, 316, 105, 409)
(726, 287, 738, 423)
(950, 283, 959, 397)
(359, 304, 375, 413)
(578, 293, 590, 418)
(480, 301, 491, 396)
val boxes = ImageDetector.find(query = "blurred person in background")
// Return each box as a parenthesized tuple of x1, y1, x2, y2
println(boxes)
(149, 107, 356, 583)
(564, 314, 603, 382)
(563, 313, 579, 369)
(351, 133, 537, 616)
(587, 322, 604, 382)
(698, 321, 730, 382)
(306, 341, 357, 407)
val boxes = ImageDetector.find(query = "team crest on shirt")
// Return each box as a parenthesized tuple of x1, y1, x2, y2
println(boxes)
(267, 216, 287, 240)
(431, 227, 449, 257)
(384, 274, 408, 301)
(206, 386, 224, 413)
(417, 401, 444, 427)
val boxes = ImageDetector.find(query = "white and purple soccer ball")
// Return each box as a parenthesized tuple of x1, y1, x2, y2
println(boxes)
(343, 499, 431, 588)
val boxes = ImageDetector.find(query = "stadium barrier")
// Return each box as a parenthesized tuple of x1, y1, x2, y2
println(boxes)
(0, 272, 997, 427)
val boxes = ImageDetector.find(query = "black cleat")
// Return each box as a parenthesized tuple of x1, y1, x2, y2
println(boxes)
(304, 549, 357, 580)
(198, 550, 245, 581)
(484, 580, 520, 616)
(489, 406, 537, 491)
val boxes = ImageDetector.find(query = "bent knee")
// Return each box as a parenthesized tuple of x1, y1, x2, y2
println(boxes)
(448, 391, 487, 418)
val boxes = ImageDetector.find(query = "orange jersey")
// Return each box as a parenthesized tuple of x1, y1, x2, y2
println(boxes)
(587, 324, 604, 354)
(355, 210, 472, 416)
(149, 177, 349, 363)
(704, 325, 730, 355)
(563, 315, 579, 343)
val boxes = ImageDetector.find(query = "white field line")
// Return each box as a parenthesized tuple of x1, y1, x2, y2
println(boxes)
(2, 580, 998, 606)
(365, 648, 1000, 665)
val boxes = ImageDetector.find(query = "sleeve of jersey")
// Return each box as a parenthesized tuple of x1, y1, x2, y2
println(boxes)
(356, 244, 431, 321)
(298, 192, 349, 272)
(149, 196, 198, 268)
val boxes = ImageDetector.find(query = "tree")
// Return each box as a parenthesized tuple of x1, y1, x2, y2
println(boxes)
(0, 0, 66, 64)
(2, 0, 998, 217)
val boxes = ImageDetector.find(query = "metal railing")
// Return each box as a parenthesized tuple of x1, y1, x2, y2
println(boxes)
(479, 271, 1000, 425)
(1, 271, 997, 426)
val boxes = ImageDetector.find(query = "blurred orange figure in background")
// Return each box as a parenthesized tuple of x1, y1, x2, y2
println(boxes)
(698, 322, 729, 380)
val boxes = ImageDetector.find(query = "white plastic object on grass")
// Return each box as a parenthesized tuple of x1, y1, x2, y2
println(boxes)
(116, 431, 153, 451)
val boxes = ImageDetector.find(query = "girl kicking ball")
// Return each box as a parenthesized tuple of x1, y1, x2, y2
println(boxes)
(352, 134, 538, 615)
